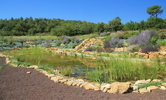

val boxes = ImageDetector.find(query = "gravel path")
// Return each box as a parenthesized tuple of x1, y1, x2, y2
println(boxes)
(0, 57, 166, 100)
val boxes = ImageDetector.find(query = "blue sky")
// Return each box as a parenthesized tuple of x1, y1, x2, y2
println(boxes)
(1, 0, 166, 24)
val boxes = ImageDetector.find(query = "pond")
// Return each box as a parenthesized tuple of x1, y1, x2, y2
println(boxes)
(4, 48, 166, 83)
(8, 50, 96, 79)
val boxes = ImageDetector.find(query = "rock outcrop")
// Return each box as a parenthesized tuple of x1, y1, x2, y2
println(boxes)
(74, 38, 103, 52)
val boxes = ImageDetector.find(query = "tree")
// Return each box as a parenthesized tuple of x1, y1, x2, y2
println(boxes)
(147, 5, 164, 18)
(109, 17, 123, 32)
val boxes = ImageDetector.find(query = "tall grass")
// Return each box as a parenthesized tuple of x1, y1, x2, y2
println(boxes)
(86, 55, 166, 83)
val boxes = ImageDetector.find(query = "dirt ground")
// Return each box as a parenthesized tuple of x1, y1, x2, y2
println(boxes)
(1, 57, 166, 100)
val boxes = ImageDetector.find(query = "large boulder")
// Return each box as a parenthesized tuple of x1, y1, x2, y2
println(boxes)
(107, 82, 131, 94)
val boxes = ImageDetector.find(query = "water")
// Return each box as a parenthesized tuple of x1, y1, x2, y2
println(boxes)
(14, 51, 95, 78)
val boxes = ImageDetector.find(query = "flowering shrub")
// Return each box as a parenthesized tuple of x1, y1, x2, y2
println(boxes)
(74, 38, 80, 44)
(128, 30, 159, 53)
(104, 38, 124, 49)
(62, 36, 71, 44)
(42, 43, 51, 48)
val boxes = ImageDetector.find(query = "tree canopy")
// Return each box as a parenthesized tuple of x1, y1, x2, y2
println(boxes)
(147, 5, 164, 18)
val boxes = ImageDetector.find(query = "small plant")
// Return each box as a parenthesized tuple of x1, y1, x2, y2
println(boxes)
(104, 38, 124, 49)
(37, 65, 55, 74)
(128, 30, 159, 53)
(0, 66, 3, 70)
(138, 82, 162, 89)
(157, 40, 166, 46)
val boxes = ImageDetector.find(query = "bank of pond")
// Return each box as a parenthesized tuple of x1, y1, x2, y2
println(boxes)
(2, 47, 166, 83)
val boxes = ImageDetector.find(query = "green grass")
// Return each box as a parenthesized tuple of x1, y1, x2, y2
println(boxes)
(0, 66, 3, 70)
(37, 65, 55, 74)
(11, 61, 31, 67)
(86, 55, 166, 83)
(138, 81, 166, 89)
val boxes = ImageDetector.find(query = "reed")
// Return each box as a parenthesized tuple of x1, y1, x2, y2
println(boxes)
(86, 54, 166, 83)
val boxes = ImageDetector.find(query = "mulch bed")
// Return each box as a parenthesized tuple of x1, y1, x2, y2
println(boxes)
(1, 56, 166, 100)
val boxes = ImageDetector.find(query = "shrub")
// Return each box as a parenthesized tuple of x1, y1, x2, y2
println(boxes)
(127, 45, 140, 52)
(141, 45, 159, 53)
(104, 38, 124, 49)
(100, 32, 110, 37)
(123, 32, 138, 39)
(42, 43, 51, 48)
(85, 46, 97, 52)
(159, 32, 166, 39)
(74, 38, 80, 44)
(0, 66, 3, 70)
(128, 30, 159, 52)
(55, 40, 61, 46)
(157, 40, 166, 46)
(62, 36, 71, 44)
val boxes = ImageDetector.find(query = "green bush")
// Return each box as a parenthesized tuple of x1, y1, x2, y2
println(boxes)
(123, 32, 138, 39)
(158, 40, 166, 46)
(0, 66, 3, 70)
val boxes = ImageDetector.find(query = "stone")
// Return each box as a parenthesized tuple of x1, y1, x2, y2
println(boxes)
(59, 79, 68, 83)
(47, 74, 55, 78)
(26, 71, 31, 74)
(72, 82, 78, 86)
(66, 81, 74, 86)
(161, 83, 166, 87)
(135, 80, 149, 85)
(54, 69, 61, 74)
(95, 84, 101, 89)
(100, 84, 111, 91)
(139, 88, 148, 94)
(102, 88, 108, 92)
(131, 85, 138, 91)
(29, 65, 38, 69)
(132, 90, 139, 93)
(76, 83, 82, 87)
(76, 79, 84, 82)
(147, 86, 159, 92)
(79, 84, 84, 87)
(160, 86, 166, 90)
(50, 77, 59, 83)
(107, 82, 131, 94)
(152, 79, 161, 82)
(83, 84, 96, 90)
(57, 77, 64, 80)
(94, 88, 101, 91)
(146, 79, 152, 82)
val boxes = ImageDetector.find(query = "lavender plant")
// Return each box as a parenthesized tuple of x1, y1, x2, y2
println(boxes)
(42, 43, 51, 48)
(74, 38, 80, 44)
(104, 38, 124, 49)
(128, 30, 159, 53)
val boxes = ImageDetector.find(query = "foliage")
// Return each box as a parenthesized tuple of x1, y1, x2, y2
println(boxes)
(0, 16, 166, 36)
(37, 65, 55, 74)
(104, 38, 124, 49)
(157, 40, 166, 46)
(100, 32, 110, 37)
(147, 5, 164, 18)
(158, 32, 166, 39)
(128, 30, 159, 53)
(138, 82, 162, 89)
(127, 45, 140, 52)
(109, 17, 123, 32)
(0, 66, 3, 70)
(86, 55, 166, 83)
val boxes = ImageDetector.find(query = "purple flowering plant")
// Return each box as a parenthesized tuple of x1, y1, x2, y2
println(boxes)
(104, 38, 124, 49)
